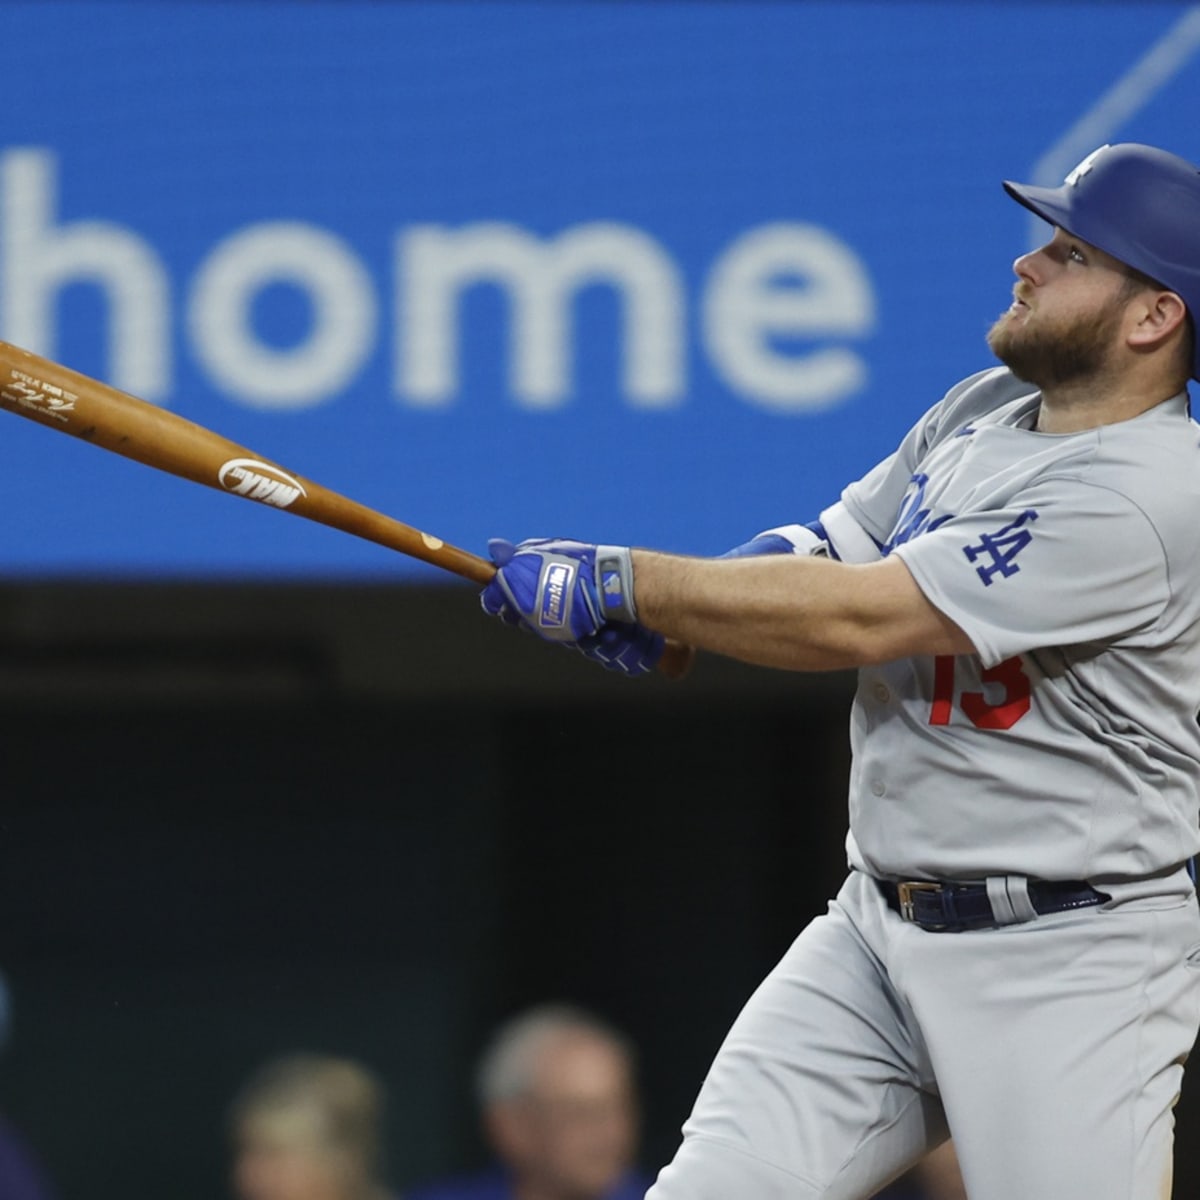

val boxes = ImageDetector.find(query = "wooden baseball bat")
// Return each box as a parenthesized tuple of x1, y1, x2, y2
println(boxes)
(0, 341, 691, 678)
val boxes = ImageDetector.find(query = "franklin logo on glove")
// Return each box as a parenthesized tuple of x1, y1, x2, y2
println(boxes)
(540, 562, 573, 629)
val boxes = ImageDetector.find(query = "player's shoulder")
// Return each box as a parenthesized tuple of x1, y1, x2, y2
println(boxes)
(1097, 390, 1199, 453)
(928, 366, 1036, 442)
(1073, 391, 1200, 485)
(1085, 391, 1200, 527)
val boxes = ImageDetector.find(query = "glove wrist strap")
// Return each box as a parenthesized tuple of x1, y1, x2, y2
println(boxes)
(594, 545, 638, 623)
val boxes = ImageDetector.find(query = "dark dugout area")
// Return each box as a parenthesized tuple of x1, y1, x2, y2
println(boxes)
(0, 581, 856, 1197)
(3, 582, 1199, 1197)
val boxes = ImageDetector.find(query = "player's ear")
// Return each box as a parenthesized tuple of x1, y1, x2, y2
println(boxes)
(1126, 289, 1189, 351)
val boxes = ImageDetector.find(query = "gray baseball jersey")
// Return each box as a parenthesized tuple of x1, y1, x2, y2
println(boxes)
(830, 365, 1200, 884)
(646, 366, 1200, 1200)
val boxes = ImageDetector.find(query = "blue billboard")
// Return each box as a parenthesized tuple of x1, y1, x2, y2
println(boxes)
(2, 1, 1199, 577)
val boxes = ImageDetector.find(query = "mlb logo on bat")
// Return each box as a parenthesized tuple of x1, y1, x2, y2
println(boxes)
(217, 459, 308, 510)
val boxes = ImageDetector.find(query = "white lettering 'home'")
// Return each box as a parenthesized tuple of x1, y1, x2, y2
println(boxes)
(0, 149, 877, 415)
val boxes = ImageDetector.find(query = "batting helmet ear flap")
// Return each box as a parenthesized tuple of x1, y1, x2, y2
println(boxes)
(1004, 143, 1200, 380)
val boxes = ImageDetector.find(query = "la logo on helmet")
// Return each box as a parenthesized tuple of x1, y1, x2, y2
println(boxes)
(1066, 145, 1111, 187)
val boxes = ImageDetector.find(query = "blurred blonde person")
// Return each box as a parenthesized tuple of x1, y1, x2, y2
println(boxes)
(409, 1005, 648, 1200)
(231, 1054, 393, 1200)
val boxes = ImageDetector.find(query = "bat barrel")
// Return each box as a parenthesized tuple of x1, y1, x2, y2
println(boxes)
(0, 340, 497, 584)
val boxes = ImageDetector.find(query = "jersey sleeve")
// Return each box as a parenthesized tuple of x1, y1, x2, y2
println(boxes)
(891, 479, 1170, 667)
(839, 369, 1005, 544)
(732, 505, 885, 564)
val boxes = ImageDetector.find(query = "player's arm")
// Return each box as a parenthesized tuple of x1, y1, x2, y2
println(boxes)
(480, 372, 1009, 670)
(483, 538, 972, 673)
(479, 498, 877, 676)
(631, 550, 973, 670)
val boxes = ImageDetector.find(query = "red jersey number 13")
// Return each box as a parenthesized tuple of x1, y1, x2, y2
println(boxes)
(929, 655, 1031, 730)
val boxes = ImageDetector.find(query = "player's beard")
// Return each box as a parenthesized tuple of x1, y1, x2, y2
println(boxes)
(987, 292, 1125, 390)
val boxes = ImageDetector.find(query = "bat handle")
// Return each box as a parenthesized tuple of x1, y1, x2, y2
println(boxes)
(445, 550, 501, 586)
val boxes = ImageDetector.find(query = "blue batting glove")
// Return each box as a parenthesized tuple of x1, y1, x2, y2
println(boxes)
(481, 537, 638, 642)
(482, 538, 661, 675)
(480, 539, 526, 630)
(575, 622, 664, 676)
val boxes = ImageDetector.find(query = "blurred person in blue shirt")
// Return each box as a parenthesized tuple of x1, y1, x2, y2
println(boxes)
(409, 1005, 648, 1200)
(230, 1053, 394, 1200)
(0, 970, 58, 1200)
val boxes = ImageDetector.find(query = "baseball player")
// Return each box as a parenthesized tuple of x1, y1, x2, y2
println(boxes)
(479, 143, 1200, 1199)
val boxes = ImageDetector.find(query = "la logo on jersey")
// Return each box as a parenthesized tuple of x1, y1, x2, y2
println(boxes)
(962, 510, 1039, 586)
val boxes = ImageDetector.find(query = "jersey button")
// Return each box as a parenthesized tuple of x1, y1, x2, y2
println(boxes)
(872, 682, 891, 703)
(870, 779, 887, 797)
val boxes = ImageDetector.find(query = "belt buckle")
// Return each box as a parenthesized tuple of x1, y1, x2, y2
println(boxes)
(897, 880, 942, 922)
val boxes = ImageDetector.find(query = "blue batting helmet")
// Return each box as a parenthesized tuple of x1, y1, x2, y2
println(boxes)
(1003, 143, 1200, 380)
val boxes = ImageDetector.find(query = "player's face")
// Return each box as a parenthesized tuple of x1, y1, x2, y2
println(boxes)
(987, 228, 1137, 389)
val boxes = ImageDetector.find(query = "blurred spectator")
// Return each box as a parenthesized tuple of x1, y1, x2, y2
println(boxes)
(0, 971, 58, 1200)
(230, 1054, 393, 1200)
(875, 1141, 968, 1200)
(911, 1142, 968, 1200)
(409, 1004, 649, 1200)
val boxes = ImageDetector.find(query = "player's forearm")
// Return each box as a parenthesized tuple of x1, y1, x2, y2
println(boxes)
(630, 550, 903, 671)
(479, 537, 971, 671)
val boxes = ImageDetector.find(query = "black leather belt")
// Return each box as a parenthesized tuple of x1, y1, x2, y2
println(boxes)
(877, 876, 1109, 932)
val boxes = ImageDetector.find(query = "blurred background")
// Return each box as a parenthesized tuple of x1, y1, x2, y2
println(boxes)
(1, 1, 1199, 1196)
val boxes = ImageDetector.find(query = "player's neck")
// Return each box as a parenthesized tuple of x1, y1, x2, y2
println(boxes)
(1035, 368, 1182, 434)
